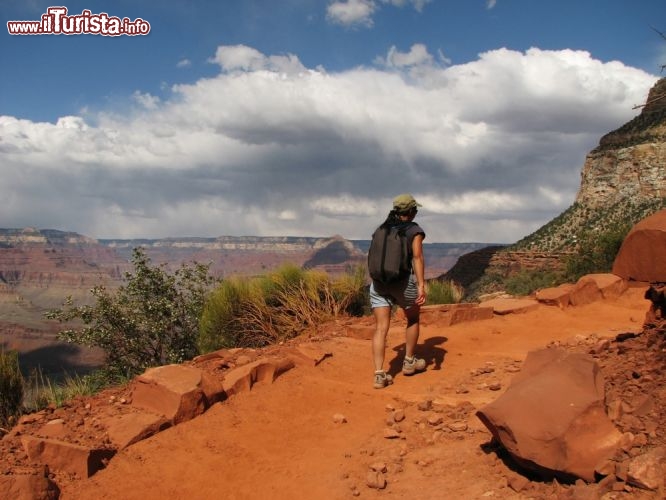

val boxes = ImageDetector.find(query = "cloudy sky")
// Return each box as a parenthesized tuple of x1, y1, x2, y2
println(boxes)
(1, 0, 664, 243)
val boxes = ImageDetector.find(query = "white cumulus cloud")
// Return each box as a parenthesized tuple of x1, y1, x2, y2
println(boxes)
(132, 91, 161, 110)
(210, 45, 307, 75)
(380, 44, 434, 68)
(381, 0, 432, 12)
(0, 45, 657, 243)
(327, 0, 431, 28)
(326, 0, 376, 28)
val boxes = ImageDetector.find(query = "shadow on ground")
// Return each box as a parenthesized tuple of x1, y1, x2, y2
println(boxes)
(387, 335, 448, 376)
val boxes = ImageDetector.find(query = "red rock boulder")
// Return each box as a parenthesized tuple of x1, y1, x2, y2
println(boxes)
(536, 283, 575, 309)
(613, 209, 666, 282)
(20, 436, 115, 478)
(476, 347, 622, 482)
(130, 364, 222, 425)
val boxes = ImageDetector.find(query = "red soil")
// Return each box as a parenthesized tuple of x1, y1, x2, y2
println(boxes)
(46, 284, 662, 500)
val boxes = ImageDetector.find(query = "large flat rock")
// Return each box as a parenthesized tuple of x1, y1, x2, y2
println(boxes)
(476, 347, 622, 482)
(21, 436, 115, 479)
(130, 364, 216, 425)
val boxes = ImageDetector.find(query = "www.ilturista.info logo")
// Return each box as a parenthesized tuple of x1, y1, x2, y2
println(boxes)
(7, 6, 151, 36)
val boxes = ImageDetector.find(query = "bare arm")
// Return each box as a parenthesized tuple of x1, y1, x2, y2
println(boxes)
(411, 233, 426, 305)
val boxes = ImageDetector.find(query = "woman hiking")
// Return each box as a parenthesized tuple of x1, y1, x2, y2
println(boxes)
(368, 193, 426, 389)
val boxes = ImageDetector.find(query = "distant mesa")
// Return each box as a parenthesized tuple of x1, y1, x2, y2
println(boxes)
(303, 236, 365, 270)
(0, 227, 99, 246)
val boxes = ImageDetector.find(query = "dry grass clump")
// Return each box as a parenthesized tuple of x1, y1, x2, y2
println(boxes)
(426, 279, 464, 305)
(198, 264, 367, 351)
(0, 350, 23, 430)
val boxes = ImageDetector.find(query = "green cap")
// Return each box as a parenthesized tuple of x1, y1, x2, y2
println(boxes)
(393, 193, 421, 212)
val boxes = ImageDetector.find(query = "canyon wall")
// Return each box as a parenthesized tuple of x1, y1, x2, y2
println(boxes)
(483, 77, 666, 277)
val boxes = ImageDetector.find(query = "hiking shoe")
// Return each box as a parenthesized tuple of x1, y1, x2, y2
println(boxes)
(402, 356, 426, 376)
(373, 371, 393, 389)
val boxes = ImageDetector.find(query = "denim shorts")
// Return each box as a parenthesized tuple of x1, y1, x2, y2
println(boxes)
(369, 274, 418, 309)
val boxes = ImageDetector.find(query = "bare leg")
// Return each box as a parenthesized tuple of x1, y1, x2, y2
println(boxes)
(403, 305, 421, 358)
(372, 306, 391, 371)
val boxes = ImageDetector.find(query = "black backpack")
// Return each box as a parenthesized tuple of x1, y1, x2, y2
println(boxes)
(367, 222, 414, 284)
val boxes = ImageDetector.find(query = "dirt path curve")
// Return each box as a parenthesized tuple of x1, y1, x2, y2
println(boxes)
(60, 286, 650, 500)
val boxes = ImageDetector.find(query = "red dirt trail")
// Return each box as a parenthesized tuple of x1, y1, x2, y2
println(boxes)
(59, 286, 652, 500)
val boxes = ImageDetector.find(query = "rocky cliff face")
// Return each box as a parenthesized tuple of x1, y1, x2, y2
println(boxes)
(577, 77, 666, 210)
(487, 77, 666, 275)
(102, 234, 364, 278)
(0, 228, 125, 291)
(102, 235, 325, 254)
(0, 227, 98, 247)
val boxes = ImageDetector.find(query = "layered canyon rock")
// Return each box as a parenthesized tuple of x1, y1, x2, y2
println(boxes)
(476, 77, 666, 281)
(0, 227, 125, 291)
(577, 77, 666, 210)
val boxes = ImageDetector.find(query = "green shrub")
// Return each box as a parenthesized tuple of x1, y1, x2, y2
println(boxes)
(198, 276, 261, 350)
(0, 350, 24, 428)
(464, 272, 506, 301)
(46, 247, 215, 381)
(199, 264, 367, 351)
(504, 270, 562, 296)
(427, 280, 464, 304)
(564, 223, 631, 282)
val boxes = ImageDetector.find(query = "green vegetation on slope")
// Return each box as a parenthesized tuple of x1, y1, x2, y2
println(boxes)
(464, 197, 666, 300)
(513, 198, 666, 254)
